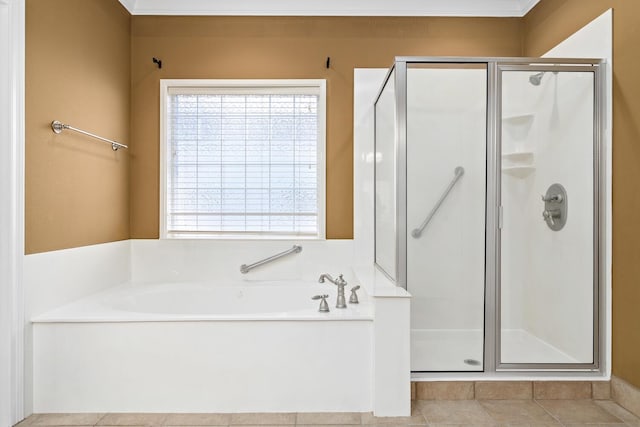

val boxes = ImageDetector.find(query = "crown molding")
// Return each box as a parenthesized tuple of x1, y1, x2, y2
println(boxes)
(118, 0, 540, 17)
(519, 0, 541, 15)
(118, 0, 137, 13)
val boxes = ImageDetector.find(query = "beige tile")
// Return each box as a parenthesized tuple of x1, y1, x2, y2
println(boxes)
(225, 424, 296, 427)
(294, 425, 365, 427)
(536, 400, 623, 424)
(295, 413, 361, 425)
(546, 424, 625, 427)
(418, 400, 494, 424)
(497, 424, 562, 427)
(593, 382, 612, 400)
(534, 382, 592, 400)
(612, 376, 640, 419)
(411, 401, 434, 417)
(427, 423, 497, 427)
(14, 415, 40, 427)
(33, 414, 106, 426)
(478, 400, 556, 423)
(361, 411, 426, 425)
(162, 414, 230, 426)
(229, 413, 295, 425)
(475, 382, 533, 400)
(224, 425, 295, 427)
(416, 382, 475, 400)
(595, 401, 640, 426)
(97, 414, 167, 426)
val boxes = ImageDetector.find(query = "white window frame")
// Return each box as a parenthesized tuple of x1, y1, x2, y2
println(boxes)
(159, 79, 326, 240)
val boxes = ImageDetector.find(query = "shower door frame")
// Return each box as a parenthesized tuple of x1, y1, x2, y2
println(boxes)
(373, 57, 607, 374)
(493, 61, 606, 372)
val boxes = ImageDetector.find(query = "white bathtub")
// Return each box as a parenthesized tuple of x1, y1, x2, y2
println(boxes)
(32, 281, 374, 413)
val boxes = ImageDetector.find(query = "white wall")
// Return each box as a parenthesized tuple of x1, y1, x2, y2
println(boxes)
(130, 239, 355, 283)
(0, 0, 24, 424)
(0, 3, 13, 424)
(499, 75, 539, 333)
(354, 69, 411, 415)
(23, 241, 131, 415)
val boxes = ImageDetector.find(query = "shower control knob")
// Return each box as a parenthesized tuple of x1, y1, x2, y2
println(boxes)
(542, 209, 559, 226)
(541, 194, 564, 203)
(542, 183, 568, 231)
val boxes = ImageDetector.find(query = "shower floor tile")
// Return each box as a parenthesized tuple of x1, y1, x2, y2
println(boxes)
(16, 400, 639, 427)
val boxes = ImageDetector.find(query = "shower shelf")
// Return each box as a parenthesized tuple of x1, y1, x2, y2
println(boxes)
(502, 113, 535, 123)
(502, 152, 535, 178)
(502, 166, 536, 178)
(502, 151, 534, 163)
(502, 114, 535, 141)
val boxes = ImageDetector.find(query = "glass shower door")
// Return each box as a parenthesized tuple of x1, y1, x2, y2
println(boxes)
(498, 66, 599, 367)
(406, 63, 487, 371)
(374, 69, 397, 281)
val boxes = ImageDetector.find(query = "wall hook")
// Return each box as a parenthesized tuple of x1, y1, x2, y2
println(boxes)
(326, 57, 331, 69)
(152, 57, 162, 69)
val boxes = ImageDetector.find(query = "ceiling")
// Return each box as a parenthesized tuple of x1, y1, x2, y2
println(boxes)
(118, 0, 541, 17)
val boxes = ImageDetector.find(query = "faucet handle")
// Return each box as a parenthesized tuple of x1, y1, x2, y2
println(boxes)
(349, 285, 360, 304)
(542, 193, 564, 203)
(542, 209, 559, 226)
(312, 294, 330, 312)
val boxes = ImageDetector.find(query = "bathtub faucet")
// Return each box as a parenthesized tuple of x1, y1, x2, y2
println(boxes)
(318, 273, 348, 308)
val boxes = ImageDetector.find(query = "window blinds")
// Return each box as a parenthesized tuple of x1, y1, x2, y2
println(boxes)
(166, 87, 320, 236)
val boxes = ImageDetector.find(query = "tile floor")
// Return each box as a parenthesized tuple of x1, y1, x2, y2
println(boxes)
(15, 399, 640, 427)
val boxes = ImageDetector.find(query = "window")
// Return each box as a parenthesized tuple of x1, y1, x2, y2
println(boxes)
(160, 80, 326, 239)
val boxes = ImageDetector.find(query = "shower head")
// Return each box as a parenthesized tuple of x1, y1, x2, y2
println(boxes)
(529, 72, 545, 86)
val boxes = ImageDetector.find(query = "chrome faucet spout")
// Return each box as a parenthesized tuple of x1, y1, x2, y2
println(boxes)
(318, 273, 336, 284)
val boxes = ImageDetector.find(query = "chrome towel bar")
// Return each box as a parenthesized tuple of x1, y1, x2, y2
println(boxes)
(240, 245, 302, 274)
(411, 166, 465, 239)
(51, 120, 128, 151)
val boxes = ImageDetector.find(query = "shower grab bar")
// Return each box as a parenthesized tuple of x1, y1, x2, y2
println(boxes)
(240, 245, 302, 274)
(51, 120, 128, 151)
(411, 166, 465, 239)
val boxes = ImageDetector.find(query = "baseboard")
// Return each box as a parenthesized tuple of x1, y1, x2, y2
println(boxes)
(411, 380, 611, 400)
(612, 376, 640, 417)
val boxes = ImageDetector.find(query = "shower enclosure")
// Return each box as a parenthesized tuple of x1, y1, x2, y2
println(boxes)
(374, 57, 605, 373)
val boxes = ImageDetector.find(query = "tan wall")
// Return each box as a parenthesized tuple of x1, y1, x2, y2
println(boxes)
(129, 16, 522, 238)
(25, 0, 130, 254)
(524, 1, 640, 388)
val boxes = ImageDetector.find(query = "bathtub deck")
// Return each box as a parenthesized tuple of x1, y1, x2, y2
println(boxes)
(16, 399, 636, 426)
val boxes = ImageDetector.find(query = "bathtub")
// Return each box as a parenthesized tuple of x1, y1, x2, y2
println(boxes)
(32, 281, 374, 413)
